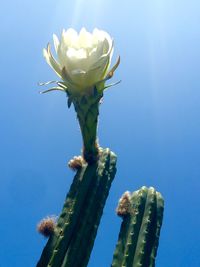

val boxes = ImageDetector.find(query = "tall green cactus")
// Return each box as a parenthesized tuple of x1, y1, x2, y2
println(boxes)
(112, 186, 164, 267)
(38, 28, 165, 267)
(37, 148, 117, 267)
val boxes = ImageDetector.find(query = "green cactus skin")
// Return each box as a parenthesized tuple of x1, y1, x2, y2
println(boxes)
(72, 89, 103, 164)
(37, 148, 117, 267)
(111, 186, 164, 267)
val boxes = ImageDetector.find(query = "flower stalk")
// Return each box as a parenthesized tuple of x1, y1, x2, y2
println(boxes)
(72, 89, 102, 163)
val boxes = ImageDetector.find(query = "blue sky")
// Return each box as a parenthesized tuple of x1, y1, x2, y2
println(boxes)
(1, 0, 200, 266)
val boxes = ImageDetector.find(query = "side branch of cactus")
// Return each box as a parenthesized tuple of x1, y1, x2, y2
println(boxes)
(37, 148, 117, 267)
(112, 186, 164, 267)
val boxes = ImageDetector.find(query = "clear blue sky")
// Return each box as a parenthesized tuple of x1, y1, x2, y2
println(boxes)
(1, 0, 200, 266)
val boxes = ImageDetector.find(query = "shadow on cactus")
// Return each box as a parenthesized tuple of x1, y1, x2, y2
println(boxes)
(36, 27, 164, 267)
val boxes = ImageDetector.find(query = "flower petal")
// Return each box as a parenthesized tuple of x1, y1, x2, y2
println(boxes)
(43, 44, 62, 78)
(63, 28, 79, 48)
(53, 34, 59, 53)
(78, 28, 93, 48)
(106, 55, 120, 79)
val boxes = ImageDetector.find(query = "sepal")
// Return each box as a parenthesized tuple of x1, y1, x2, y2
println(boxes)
(95, 56, 121, 92)
(38, 80, 68, 94)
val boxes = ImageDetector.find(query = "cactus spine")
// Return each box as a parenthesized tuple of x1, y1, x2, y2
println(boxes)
(112, 186, 164, 267)
(37, 148, 117, 267)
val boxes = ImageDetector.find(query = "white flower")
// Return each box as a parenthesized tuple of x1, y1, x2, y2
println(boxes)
(43, 28, 115, 92)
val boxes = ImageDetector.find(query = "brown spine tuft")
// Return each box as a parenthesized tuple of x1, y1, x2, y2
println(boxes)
(37, 216, 57, 237)
(116, 191, 131, 217)
(68, 156, 85, 171)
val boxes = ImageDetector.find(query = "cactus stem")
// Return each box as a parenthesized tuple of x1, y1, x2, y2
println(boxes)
(111, 187, 164, 267)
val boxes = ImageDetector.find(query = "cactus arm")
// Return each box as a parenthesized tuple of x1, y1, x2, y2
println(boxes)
(80, 151, 117, 267)
(47, 164, 98, 267)
(132, 187, 157, 267)
(37, 148, 117, 267)
(122, 187, 149, 267)
(111, 215, 131, 266)
(36, 162, 96, 267)
(111, 187, 164, 267)
(61, 150, 117, 267)
(112, 188, 148, 267)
